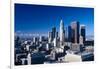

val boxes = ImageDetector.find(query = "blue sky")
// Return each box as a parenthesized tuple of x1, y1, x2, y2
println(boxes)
(15, 4, 94, 36)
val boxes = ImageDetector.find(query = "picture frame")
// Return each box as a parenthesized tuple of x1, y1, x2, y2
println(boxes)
(10, 0, 95, 69)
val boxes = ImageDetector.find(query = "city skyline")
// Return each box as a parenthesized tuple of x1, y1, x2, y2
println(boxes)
(14, 4, 94, 65)
(15, 4, 94, 36)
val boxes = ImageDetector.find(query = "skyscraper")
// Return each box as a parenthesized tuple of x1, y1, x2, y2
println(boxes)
(52, 27, 56, 40)
(80, 25, 86, 44)
(39, 36, 42, 42)
(68, 25, 72, 42)
(65, 27, 67, 42)
(53, 37, 57, 47)
(60, 19, 65, 46)
(48, 27, 58, 43)
(48, 32, 52, 43)
(79, 35, 83, 45)
(71, 21, 80, 43)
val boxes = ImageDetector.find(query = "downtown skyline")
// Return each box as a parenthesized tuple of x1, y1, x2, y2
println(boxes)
(14, 4, 94, 65)
(15, 4, 94, 37)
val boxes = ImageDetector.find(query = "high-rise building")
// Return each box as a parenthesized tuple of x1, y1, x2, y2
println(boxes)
(39, 36, 42, 42)
(56, 32, 58, 38)
(53, 37, 57, 47)
(33, 37, 39, 45)
(60, 19, 65, 46)
(79, 35, 85, 52)
(48, 32, 52, 43)
(68, 25, 72, 42)
(46, 43, 49, 51)
(71, 21, 80, 43)
(79, 35, 83, 45)
(33, 37, 36, 43)
(65, 27, 67, 42)
(52, 27, 56, 40)
(15, 36, 21, 48)
(80, 25, 86, 44)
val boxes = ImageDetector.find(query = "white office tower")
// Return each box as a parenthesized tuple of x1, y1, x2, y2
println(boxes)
(48, 32, 52, 43)
(53, 37, 57, 47)
(79, 35, 83, 45)
(27, 53, 31, 65)
(46, 43, 49, 51)
(39, 36, 42, 42)
(26, 45, 30, 51)
(33, 37, 35, 43)
(60, 19, 65, 46)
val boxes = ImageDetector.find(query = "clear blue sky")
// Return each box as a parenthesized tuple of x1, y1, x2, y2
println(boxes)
(15, 3, 94, 36)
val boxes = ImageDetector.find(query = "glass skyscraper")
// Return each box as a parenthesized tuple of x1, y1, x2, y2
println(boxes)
(80, 25, 86, 44)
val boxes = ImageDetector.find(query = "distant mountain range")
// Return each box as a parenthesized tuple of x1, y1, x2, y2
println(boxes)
(86, 35, 94, 41)
(15, 32, 94, 41)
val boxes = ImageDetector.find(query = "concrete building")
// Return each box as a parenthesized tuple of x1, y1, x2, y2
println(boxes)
(80, 25, 86, 44)
(71, 21, 80, 43)
(60, 19, 65, 46)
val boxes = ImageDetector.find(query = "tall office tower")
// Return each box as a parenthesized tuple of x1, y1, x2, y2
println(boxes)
(53, 37, 57, 47)
(60, 19, 65, 46)
(80, 25, 86, 44)
(56, 32, 58, 38)
(64, 29, 65, 41)
(39, 36, 42, 42)
(46, 43, 49, 51)
(52, 27, 56, 40)
(79, 35, 85, 52)
(36, 37, 39, 45)
(33, 37, 39, 45)
(26, 45, 30, 52)
(15, 36, 21, 48)
(64, 27, 67, 42)
(71, 21, 80, 43)
(79, 35, 83, 45)
(48, 32, 52, 43)
(33, 37, 36, 43)
(68, 25, 72, 42)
